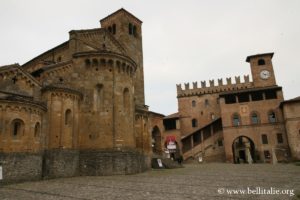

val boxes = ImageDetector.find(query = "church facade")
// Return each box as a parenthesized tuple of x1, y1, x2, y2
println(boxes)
(152, 53, 300, 163)
(0, 9, 152, 184)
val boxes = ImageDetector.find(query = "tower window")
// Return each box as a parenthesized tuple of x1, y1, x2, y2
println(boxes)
(129, 23, 133, 35)
(258, 59, 265, 65)
(112, 24, 116, 34)
(133, 25, 137, 36)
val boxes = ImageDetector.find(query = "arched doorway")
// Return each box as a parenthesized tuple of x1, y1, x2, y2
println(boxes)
(152, 126, 161, 154)
(232, 136, 255, 164)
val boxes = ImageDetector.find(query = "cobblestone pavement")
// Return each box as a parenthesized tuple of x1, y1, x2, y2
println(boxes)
(0, 163, 299, 200)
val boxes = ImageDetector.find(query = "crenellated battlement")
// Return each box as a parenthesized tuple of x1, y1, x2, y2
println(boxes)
(177, 75, 253, 97)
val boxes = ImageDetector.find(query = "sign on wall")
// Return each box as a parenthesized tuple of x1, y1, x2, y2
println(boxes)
(0, 166, 2, 180)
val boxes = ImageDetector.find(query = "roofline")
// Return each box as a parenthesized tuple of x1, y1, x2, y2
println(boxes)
(246, 52, 274, 62)
(22, 41, 69, 68)
(148, 111, 165, 117)
(281, 97, 300, 107)
(100, 8, 142, 24)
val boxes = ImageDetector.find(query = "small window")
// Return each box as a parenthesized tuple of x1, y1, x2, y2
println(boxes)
(129, 23, 133, 35)
(264, 150, 271, 159)
(268, 111, 276, 123)
(192, 100, 196, 107)
(192, 119, 198, 128)
(258, 59, 265, 65)
(108, 26, 112, 33)
(57, 56, 62, 62)
(112, 24, 116, 34)
(11, 119, 24, 137)
(251, 112, 259, 124)
(232, 113, 240, 126)
(205, 99, 209, 107)
(262, 134, 268, 144)
(65, 109, 72, 125)
(34, 122, 40, 138)
(277, 133, 283, 144)
(133, 25, 137, 36)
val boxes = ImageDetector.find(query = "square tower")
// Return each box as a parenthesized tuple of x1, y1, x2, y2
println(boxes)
(246, 53, 277, 88)
(100, 8, 145, 106)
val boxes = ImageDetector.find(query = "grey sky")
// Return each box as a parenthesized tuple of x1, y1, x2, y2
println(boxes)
(0, 0, 299, 115)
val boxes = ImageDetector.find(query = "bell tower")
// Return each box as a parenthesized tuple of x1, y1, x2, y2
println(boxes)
(100, 8, 145, 106)
(246, 53, 277, 88)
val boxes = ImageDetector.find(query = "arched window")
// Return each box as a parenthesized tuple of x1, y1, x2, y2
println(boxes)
(123, 88, 130, 112)
(192, 118, 198, 128)
(112, 24, 116, 34)
(258, 59, 265, 65)
(11, 119, 24, 137)
(85, 59, 91, 67)
(251, 112, 260, 124)
(34, 122, 40, 137)
(128, 23, 133, 35)
(192, 100, 196, 107)
(232, 113, 241, 126)
(268, 111, 276, 123)
(65, 109, 72, 125)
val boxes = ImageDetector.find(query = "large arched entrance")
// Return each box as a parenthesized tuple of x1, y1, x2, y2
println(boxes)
(151, 126, 161, 154)
(232, 136, 255, 164)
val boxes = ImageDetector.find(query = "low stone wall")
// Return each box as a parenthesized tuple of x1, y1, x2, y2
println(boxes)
(0, 149, 150, 184)
(0, 152, 42, 185)
(42, 149, 79, 179)
(79, 149, 150, 176)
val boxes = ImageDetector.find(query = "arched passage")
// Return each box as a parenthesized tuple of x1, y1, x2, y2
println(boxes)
(151, 126, 161, 154)
(232, 136, 255, 164)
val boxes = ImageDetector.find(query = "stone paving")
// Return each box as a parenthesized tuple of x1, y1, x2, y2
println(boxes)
(0, 163, 299, 200)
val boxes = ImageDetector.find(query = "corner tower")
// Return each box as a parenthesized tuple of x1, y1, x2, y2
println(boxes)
(100, 8, 145, 106)
(246, 53, 277, 88)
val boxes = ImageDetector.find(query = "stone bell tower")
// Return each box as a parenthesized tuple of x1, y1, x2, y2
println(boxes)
(100, 8, 145, 106)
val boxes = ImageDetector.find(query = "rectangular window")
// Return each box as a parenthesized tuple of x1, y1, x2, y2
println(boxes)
(261, 134, 268, 144)
(251, 92, 263, 101)
(237, 93, 250, 103)
(265, 90, 277, 99)
(277, 133, 283, 144)
(224, 95, 236, 104)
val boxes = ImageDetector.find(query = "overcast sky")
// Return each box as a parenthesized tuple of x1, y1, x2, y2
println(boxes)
(0, 0, 299, 115)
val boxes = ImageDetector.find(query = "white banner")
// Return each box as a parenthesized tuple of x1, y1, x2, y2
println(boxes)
(0, 166, 2, 180)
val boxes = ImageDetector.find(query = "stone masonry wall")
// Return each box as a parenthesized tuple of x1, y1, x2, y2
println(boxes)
(79, 149, 149, 176)
(0, 152, 42, 185)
